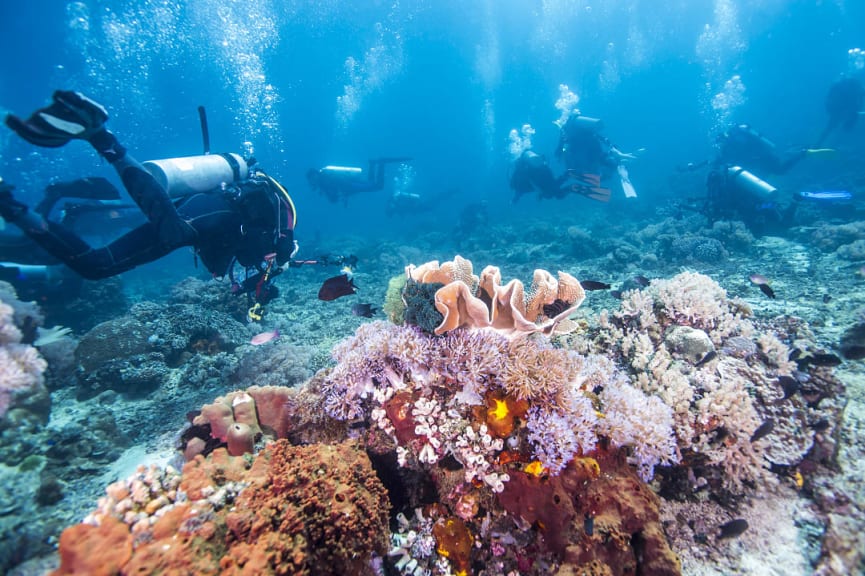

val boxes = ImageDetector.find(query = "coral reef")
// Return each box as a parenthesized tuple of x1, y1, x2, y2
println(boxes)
(19, 255, 854, 576)
(51, 440, 390, 575)
(583, 271, 844, 499)
(316, 318, 679, 574)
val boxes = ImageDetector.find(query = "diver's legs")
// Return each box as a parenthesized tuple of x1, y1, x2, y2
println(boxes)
(109, 154, 197, 247)
(1, 182, 180, 279)
(6, 91, 196, 249)
(14, 212, 171, 279)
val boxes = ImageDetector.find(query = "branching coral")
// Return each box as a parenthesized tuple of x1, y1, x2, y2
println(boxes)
(589, 271, 829, 496)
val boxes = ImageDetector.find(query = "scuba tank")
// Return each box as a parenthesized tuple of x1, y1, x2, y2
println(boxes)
(567, 115, 604, 132)
(726, 166, 777, 201)
(143, 153, 249, 197)
(320, 165, 363, 177)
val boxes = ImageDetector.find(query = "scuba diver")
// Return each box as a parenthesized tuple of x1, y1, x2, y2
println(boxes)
(555, 112, 639, 200)
(307, 157, 411, 205)
(701, 125, 823, 233)
(509, 112, 639, 203)
(703, 125, 794, 232)
(385, 186, 458, 218)
(509, 150, 571, 201)
(715, 124, 809, 176)
(815, 76, 864, 147)
(0, 90, 298, 321)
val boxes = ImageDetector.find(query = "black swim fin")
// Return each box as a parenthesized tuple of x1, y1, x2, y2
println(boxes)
(37, 177, 120, 217)
(5, 90, 108, 148)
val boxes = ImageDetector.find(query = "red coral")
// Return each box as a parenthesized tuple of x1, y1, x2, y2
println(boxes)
(384, 390, 419, 443)
(498, 452, 680, 575)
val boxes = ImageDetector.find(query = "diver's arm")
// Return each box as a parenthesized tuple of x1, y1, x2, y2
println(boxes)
(610, 146, 638, 162)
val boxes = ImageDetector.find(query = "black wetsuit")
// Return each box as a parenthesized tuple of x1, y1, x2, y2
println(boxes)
(10, 158, 295, 280)
(510, 151, 567, 200)
(716, 125, 805, 176)
(556, 115, 618, 178)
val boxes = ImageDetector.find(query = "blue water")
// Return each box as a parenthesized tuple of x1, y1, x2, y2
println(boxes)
(2, 0, 863, 252)
(1, 2, 865, 573)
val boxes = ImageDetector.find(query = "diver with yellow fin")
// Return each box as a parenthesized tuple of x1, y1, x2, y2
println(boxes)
(0, 90, 298, 321)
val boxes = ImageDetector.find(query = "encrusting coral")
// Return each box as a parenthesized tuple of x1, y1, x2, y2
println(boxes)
(52, 440, 390, 576)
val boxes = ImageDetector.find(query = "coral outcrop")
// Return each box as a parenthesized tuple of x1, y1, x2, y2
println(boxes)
(52, 440, 390, 576)
(404, 255, 586, 336)
(583, 271, 844, 497)
(74, 301, 248, 398)
(316, 318, 679, 574)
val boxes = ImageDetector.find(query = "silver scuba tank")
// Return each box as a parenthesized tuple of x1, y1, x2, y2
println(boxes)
(726, 166, 777, 200)
(143, 153, 249, 197)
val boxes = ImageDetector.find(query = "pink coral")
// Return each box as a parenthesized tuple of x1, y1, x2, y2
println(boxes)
(0, 300, 47, 419)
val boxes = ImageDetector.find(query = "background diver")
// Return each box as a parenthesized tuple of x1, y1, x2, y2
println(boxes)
(307, 157, 412, 205)
(0, 90, 298, 320)
(687, 124, 841, 233)
(509, 112, 639, 203)
(815, 76, 865, 147)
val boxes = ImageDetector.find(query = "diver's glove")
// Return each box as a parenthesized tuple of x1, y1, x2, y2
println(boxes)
(5, 91, 126, 162)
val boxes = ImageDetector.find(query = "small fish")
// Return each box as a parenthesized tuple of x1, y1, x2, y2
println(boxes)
(809, 352, 841, 367)
(748, 274, 776, 298)
(757, 284, 776, 299)
(584, 513, 594, 537)
(810, 419, 830, 432)
(777, 375, 800, 400)
(542, 298, 571, 317)
(610, 290, 623, 299)
(750, 419, 775, 442)
(250, 329, 279, 345)
(581, 280, 611, 291)
(822, 294, 832, 304)
(318, 274, 358, 301)
(717, 518, 749, 539)
(351, 303, 377, 318)
(632, 275, 650, 287)
(790, 348, 841, 368)
(695, 350, 718, 367)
